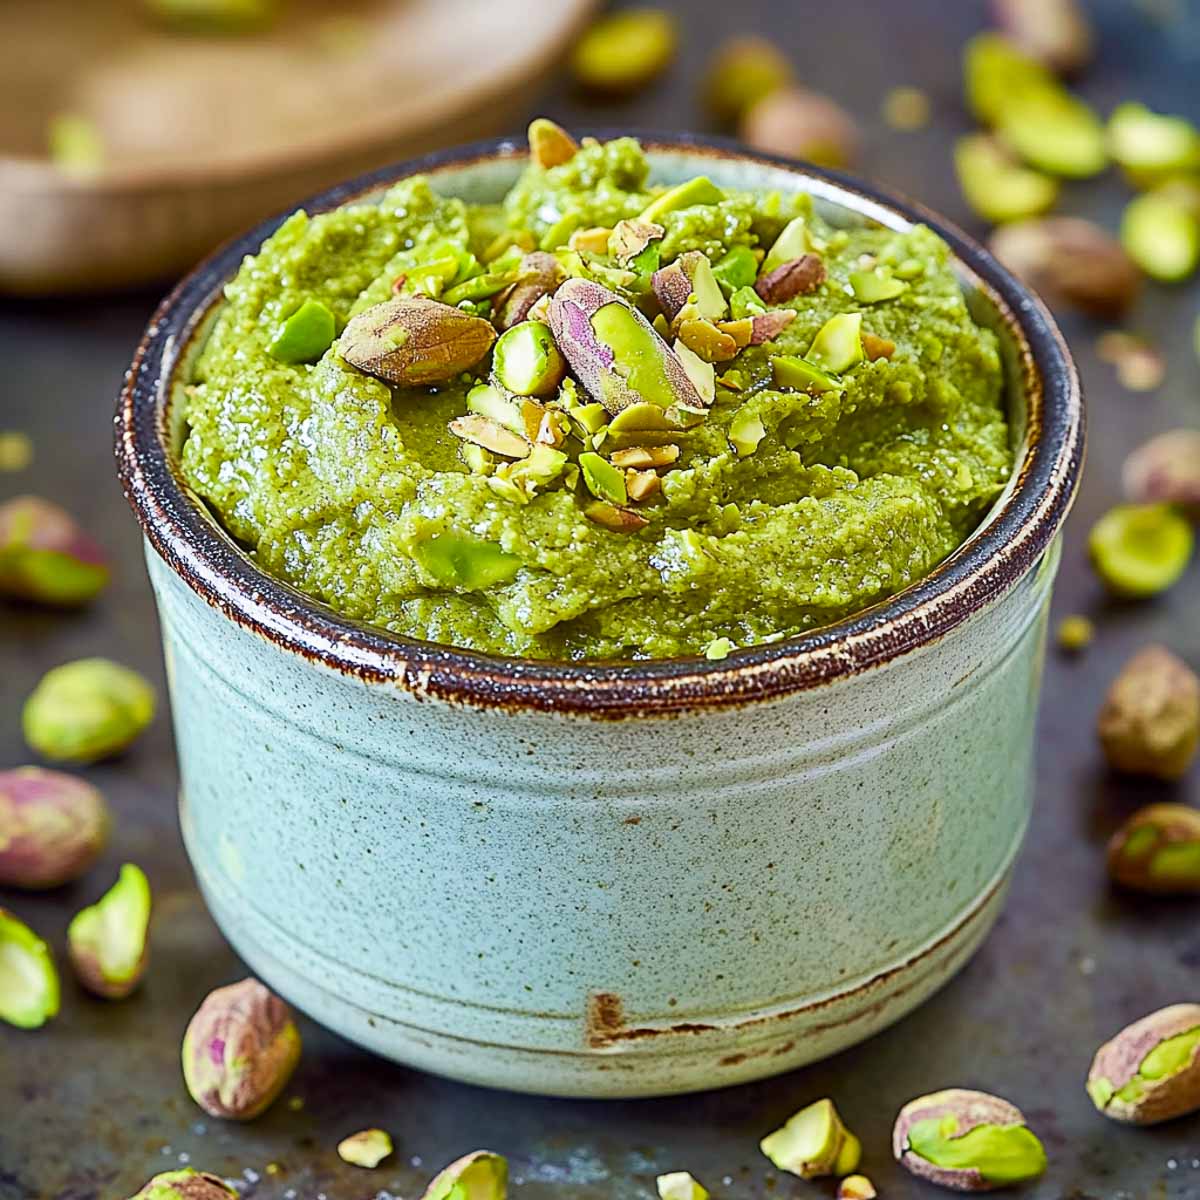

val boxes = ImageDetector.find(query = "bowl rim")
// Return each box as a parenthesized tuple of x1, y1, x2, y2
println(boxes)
(115, 131, 1084, 718)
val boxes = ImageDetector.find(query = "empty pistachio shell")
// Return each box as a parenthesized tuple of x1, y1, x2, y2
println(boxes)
(527, 117, 578, 170)
(990, 0, 1093, 74)
(0, 766, 111, 889)
(0, 495, 110, 607)
(954, 134, 1059, 225)
(68, 862, 151, 999)
(0, 907, 60, 1029)
(656, 1171, 709, 1200)
(988, 218, 1140, 317)
(1108, 803, 1200, 894)
(494, 252, 567, 331)
(760, 1098, 862, 1180)
(1122, 430, 1200, 513)
(338, 1128, 394, 1169)
(754, 254, 826, 304)
(893, 1089, 1047, 1191)
(1097, 646, 1199, 781)
(420, 1151, 508, 1200)
(548, 278, 704, 417)
(703, 36, 794, 124)
(1088, 504, 1194, 598)
(1088, 1004, 1200, 1125)
(570, 8, 676, 94)
(23, 658, 156, 764)
(128, 1168, 238, 1200)
(740, 86, 859, 168)
(182, 978, 302, 1120)
(339, 297, 496, 386)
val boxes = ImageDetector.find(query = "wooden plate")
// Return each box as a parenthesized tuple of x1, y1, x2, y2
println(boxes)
(0, 0, 595, 293)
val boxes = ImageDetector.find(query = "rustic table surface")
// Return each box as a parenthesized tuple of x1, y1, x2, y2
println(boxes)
(2, 1, 1198, 1197)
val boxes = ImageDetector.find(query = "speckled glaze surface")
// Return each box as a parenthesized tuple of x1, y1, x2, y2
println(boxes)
(118, 137, 1083, 1097)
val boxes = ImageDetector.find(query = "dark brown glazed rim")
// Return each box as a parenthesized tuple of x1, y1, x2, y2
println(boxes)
(115, 132, 1084, 717)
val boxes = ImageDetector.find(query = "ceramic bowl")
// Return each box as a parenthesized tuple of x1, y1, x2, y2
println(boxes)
(117, 134, 1083, 1098)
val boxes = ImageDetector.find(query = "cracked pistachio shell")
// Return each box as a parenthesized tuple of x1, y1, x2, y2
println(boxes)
(0, 907, 60, 1029)
(760, 1098, 861, 1180)
(129, 1168, 238, 1200)
(548, 278, 704, 416)
(1088, 1004, 1200, 1125)
(0, 766, 111, 889)
(339, 297, 496, 386)
(182, 978, 301, 1120)
(420, 1151, 508, 1200)
(1108, 803, 1200, 894)
(68, 862, 151, 999)
(338, 1128, 394, 1169)
(1123, 430, 1200, 513)
(656, 1171, 709, 1200)
(893, 1089, 1047, 1191)
(0, 495, 110, 607)
(23, 658, 156, 764)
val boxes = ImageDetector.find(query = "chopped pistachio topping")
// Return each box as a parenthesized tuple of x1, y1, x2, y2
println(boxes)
(580, 452, 628, 506)
(268, 299, 336, 365)
(807, 313, 864, 373)
(414, 535, 520, 590)
(639, 176, 725, 225)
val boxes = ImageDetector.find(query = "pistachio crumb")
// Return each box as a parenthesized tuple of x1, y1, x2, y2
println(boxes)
(1057, 614, 1094, 653)
(882, 86, 931, 131)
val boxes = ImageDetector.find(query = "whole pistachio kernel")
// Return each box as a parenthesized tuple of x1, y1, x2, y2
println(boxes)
(1088, 1004, 1200, 1125)
(1108, 102, 1200, 188)
(954, 135, 1059, 225)
(420, 1150, 508, 1200)
(338, 1128, 394, 1169)
(0, 907, 60, 1029)
(1088, 504, 1193, 598)
(656, 1170, 709, 1200)
(68, 862, 151, 999)
(1120, 188, 1200, 283)
(128, 1167, 239, 1200)
(998, 83, 1107, 178)
(183, 978, 302, 1120)
(0, 495, 110, 607)
(1108, 803, 1200, 894)
(492, 321, 566, 397)
(570, 8, 677, 95)
(703, 35, 793, 124)
(760, 1098, 862, 1180)
(893, 1088, 1047, 1191)
(963, 33, 1055, 126)
(267, 298, 336, 364)
(23, 658, 156, 764)
(0, 766, 111, 889)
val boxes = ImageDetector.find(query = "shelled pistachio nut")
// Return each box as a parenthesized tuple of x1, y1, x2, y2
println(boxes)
(1108, 803, 1200, 894)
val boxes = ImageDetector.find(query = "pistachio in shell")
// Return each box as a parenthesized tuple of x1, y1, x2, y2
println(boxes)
(338, 297, 496, 386)
(754, 253, 826, 304)
(760, 1098, 862, 1180)
(182, 978, 302, 1120)
(493, 252, 566, 331)
(420, 1150, 508, 1200)
(128, 1168, 238, 1200)
(740, 86, 860, 168)
(0, 495, 110, 607)
(1087, 1004, 1200, 1125)
(68, 862, 151, 999)
(527, 117, 578, 170)
(893, 1088, 1047, 1191)
(0, 766, 111, 889)
(1108, 803, 1200, 894)
(548, 278, 705, 417)
(1122, 430, 1200, 514)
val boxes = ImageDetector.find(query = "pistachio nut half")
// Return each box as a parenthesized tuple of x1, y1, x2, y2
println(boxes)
(420, 1150, 508, 1200)
(760, 1097, 862, 1180)
(128, 1168, 238, 1200)
(68, 862, 151, 999)
(0, 907, 60, 1029)
(338, 1128, 394, 1168)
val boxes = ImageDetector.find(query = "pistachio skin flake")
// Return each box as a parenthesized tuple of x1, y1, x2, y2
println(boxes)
(656, 1170, 709, 1200)
(1087, 1004, 1200, 1125)
(23, 658, 156, 764)
(740, 86, 859, 169)
(0, 907, 60, 1029)
(0, 766, 111, 889)
(570, 8, 677, 95)
(1108, 803, 1200, 894)
(128, 1168, 238, 1200)
(1088, 504, 1193, 598)
(893, 1088, 1047, 1191)
(182, 978, 302, 1120)
(68, 862, 151, 999)
(760, 1097, 862, 1180)
(337, 1128, 394, 1169)
(0, 495, 110, 607)
(420, 1150, 508, 1200)
(1123, 430, 1200, 514)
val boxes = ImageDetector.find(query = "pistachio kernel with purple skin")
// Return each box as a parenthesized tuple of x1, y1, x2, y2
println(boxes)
(182, 978, 302, 1120)
(0, 495, 110, 607)
(493, 252, 566, 331)
(754, 254, 826, 304)
(420, 1150, 508, 1200)
(129, 1168, 238, 1200)
(1088, 1004, 1200, 1125)
(0, 766, 111, 889)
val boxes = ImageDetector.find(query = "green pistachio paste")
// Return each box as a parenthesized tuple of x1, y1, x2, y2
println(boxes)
(181, 131, 1012, 660)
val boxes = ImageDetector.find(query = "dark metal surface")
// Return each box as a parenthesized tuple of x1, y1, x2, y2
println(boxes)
(1, 1, 1198, 1196)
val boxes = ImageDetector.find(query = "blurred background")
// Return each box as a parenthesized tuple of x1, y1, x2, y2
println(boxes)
(2, 1, 1199, 1198)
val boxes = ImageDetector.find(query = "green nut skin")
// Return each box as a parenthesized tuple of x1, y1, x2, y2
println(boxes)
(0, 766, 111, 889)
(1088, 1004, 1200, 1125)
(491, 321, 566, 397)
(893, 1089, 1047, 1191)
(703, 35, 794, 124)
(954, 135, 1059, 225)
(129, 1168, 238, 1200)
(23, 658, 156, 764)
(0, 495, 110, 607)
(760, 1098, 862, 1180)
(68, 862, 151, 999)
(570, 8, 677, 95)
(420, 1150, 508, 1200)
(1108, 803, 1200, 894)
(1121, 189, 1200, 283)
(1088, 503, 1194, 598)
(182, 978, 302, 1120)
(0, 907, 60, 1029)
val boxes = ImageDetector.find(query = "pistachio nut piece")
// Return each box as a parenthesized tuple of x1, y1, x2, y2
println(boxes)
(740, 86, 860, 169)
(755, 254, 826, 304)
(420, 1150, 508, 1200)
(583, 500, 649, 533)
(1056, 614, 1094, 653)
(838, 1176, 878, 1200)
(128, 1168, 239, 1200)
(990, 0, 1093, 74)
(0, 495, 110, 607)
(1088, 1004, 1200, 1125)
(1108, 803, 1200, 894)
(449, 415, 531, 460)
(772, 355, 842, 395)
(0, 766, 111, 889)
(849, 268, 908, 304)
(807, 313, 864, 374)
(570, 8, 676, 94)
(651, 251, 727, 324)
(0, 907, 60, 1028)
(610, 219, 664, 268)
(760, 1097, 862, 1180)
(639, 176, 725, 225)
(339, 297, 496, 386)
(527, 117, 578, 170)
(267, 298, 336, 364)
(893, 1088, 1047, 1190)
(68, 862, 151, 999)
(1120, 188, 1200, 283)
(711, 244, 759, 293)
(548, 278, 705, 416)
(1097, 646, 1199, 781)
(677, 319, 738, 363)
(182, 978, 302, 1120)
(988, 217, 1139, 317)
(579, 452, 628, 506)
(23, 658, 156, 764)
(656, 1170, 709, 1200)
(963, 33, 1054, 126)
(413, 534, 519, 591)
(1122, 430, 1200, 513)
(954, 134, 1059, 225)
(491, 321, 566, 398)
(703, 35, 794, 124)
(728, 410, 767, 458)
(999, 82, 1107, 178)
(761, 215, 810, 274)
(338, 1128, 394, 1169)
(1108, 101, 1200, 188)
(1088, 504, 1193, 598)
